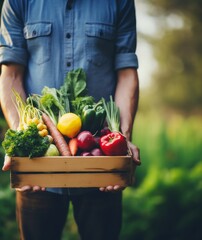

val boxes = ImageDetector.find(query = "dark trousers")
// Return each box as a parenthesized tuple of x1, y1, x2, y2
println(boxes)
(16, 190, 122, 240)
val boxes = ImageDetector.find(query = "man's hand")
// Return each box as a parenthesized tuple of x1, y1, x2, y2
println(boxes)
(99, 185, 125, 192)
(2, 154, 12, 171)
(127, 141, 141, 165)
(2, 155, 46, 192)
(99, 142, 141, 192)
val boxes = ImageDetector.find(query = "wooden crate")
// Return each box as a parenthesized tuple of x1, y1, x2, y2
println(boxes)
(10, 155, 135, 188)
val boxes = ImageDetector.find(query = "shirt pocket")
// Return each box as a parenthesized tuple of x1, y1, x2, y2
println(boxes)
(85, 23, 115, 67)
(24, 22, 52, 65)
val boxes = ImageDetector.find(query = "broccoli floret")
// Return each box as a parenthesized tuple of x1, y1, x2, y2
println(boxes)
(2, 124, 50, 158)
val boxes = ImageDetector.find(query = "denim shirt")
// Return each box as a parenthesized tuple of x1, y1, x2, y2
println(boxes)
(0, 0, 138, 195)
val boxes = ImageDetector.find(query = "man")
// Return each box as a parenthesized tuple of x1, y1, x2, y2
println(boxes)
(0, 0, 141, 239)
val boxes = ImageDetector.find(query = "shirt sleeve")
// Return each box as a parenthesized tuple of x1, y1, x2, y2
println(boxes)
(0, 0, 27, 66)
(115, 0, 139, 70)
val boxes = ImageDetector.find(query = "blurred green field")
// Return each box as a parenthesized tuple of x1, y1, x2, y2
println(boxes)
(1, 113, 202, 240)
(121, 112, 202, 240)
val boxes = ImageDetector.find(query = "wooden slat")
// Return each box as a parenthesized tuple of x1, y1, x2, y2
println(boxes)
(11, 156, 132, 172)
(11, 172, 133, 188)
(10, 156, 135, 188)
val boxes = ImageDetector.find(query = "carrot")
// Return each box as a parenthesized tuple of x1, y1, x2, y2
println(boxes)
(42, 113, 71, 156)
(69, 138, 78, 156)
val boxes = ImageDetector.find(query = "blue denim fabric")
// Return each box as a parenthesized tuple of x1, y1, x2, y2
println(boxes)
(0, 0, 138, 195)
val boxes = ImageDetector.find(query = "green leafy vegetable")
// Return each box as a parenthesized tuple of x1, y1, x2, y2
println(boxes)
(28, 87, 68, 125)
(60, 68, 87, 105)
(2, 124, 50, 158)
(40, 87, 67, 122)
(28, 68, 88, 124)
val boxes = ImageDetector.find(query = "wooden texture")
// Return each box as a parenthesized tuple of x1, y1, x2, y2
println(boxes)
(10, 156, 135, 188)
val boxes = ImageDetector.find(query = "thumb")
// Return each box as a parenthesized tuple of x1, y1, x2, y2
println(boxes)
(128, 142, 141, 166)
(2, 155, 11, 171)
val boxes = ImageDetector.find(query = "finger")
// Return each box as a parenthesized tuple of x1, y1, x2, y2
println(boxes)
(113, 185, 125, 191)
(133, 154, 141, 165)
(16, 185, 46, 192)
(113, 185, 120, 190)
(33, 186, 46, 192)
(128, 143, 141, 165)
(106, 185, 113, 191)
(15, 186, 32, 192)
(134, 147, 141, 162)
(99, 185, 125, 192)
(2, 155, 11, 171)
(99, 186, 113, 192)
(33, 186, 41, 192)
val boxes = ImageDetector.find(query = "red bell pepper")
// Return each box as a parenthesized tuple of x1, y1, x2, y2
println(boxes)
(99, 132, 128, 156)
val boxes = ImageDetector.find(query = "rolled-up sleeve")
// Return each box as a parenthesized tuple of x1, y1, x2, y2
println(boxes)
(0, 0, 27, 66)
(115, 0, 138, 70)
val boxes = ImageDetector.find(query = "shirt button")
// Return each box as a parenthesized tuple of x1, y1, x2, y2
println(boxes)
(99, 30, 103, 37)
(67, 62, 71, 67)
(67, 0, 73, 10)
(32, 30, 37, 36)
(66, 33, 71, 39)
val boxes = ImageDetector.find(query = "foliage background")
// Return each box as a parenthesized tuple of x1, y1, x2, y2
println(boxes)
(0, 0, 202, 239)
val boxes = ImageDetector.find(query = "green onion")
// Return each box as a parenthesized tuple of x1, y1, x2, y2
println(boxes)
(102, 96, 120, 132)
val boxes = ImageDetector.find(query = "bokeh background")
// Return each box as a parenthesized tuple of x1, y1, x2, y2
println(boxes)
(0, 0, 202, 239)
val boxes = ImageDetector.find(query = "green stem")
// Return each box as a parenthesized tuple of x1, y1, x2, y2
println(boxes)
(102, 96, 120, 132)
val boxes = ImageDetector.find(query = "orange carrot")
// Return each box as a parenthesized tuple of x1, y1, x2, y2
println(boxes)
(42, 113, 71, 156)
(69, 138, 78, 156)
